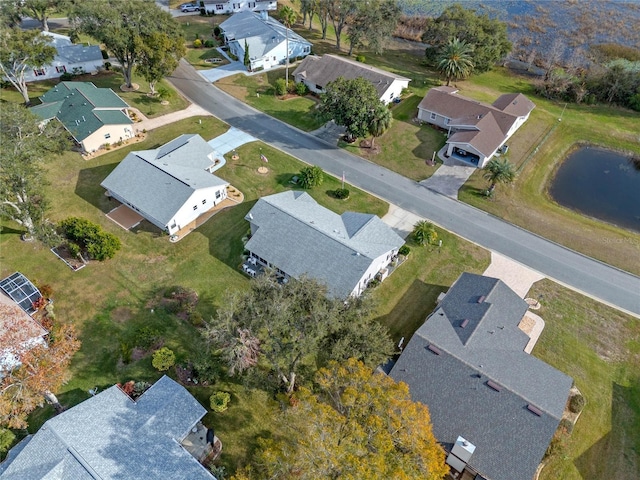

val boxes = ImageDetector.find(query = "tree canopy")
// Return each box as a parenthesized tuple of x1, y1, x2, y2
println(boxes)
(347, 0, 401, 55)
(71, 0, 184, 88)
(437, 37, 474, 86)
(205, 275, 393, 393)
(22, 0, 65, 32)
(422, 4, 511, 74)
(235, 359, 448, 480)
(368, 102, 392, 147)
(0, 302, 80, 429)
(0, 104, 68, 237)
(135, 30, 185, 95)
(0, 27, 56, 104)
(483, 157, 517, 194)
(320, 76, 385, 140)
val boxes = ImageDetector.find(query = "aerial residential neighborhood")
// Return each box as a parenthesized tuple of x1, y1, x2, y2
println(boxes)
(1, 1, 639, 480)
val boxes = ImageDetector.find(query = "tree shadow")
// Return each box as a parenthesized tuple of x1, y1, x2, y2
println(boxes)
(0, 225, 25, 236)
(205, 201, 254, 270)
(75, 162, 120, 212)
(375, 278, 448, 344)
(574, 380, 640, 479)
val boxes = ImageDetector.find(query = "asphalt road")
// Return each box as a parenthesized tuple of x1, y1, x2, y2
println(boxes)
(168, 60, 640, 318)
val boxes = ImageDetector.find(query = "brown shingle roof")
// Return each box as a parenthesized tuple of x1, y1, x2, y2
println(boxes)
(492, 93, 536, 117)
(293, 54, 410, 98)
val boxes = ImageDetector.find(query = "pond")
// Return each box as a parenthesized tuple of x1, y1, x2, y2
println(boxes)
(549, 147, 640, 233)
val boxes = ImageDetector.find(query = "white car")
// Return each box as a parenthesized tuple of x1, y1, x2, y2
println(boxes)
(180, 3, 200, 12)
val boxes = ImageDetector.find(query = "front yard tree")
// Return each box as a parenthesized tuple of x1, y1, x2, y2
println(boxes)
(243, 39, 250, 68)
(135, 31, 186, 96)
(320, 76, 382, 141)
(368, 102, 392, 148)
(413, 220, 438, 246)
(279, 5, 297, 87)
(0, 28, 56, 104)
(71, 0, 182, 89)
(298, 165, 324, 188)
(22, 0, 65, 32)
(483, 157, 517, 195)
(0, 104, 68, 238)
(422, 4, 511, 74)
(239, 359, 448, 480)
(0, 302, 80, 429)
(437, 37, 475, 86)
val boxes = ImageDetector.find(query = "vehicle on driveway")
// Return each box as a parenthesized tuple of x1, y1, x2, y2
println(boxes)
(180, 3, 200, 12)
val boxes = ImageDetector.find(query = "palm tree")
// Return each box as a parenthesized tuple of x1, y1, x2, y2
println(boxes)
(368, 103, 392, 148)
(483, 158, 516, 194)
(279, 6, 297, 88)
(437, 37, 474, 86)
(413, 220, 438, 246)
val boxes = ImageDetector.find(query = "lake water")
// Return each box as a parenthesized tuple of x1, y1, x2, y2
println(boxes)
(549, 147, 640, 233)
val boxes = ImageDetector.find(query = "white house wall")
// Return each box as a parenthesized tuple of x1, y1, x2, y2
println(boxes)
(233, 39, 311, 71)
(203, 1, 276, 14)
(167, 185, 228, 234)
(380, 80, 409, 105)
(82, 124, 134, 153)
(24, 59, 103, 83)
(351, 249, 398, 297)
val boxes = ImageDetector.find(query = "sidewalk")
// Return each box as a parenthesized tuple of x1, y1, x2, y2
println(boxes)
(134, 104, 212, 133)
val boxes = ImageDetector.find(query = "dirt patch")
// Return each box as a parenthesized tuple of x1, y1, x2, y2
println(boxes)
(176, 364, 198, 386)
(51, 245, 86, 271)
(120, 83, 140, 92)
(110, 306, 134, 324)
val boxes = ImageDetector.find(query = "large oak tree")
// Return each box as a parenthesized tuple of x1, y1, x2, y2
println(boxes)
(71, 0, 184, 88)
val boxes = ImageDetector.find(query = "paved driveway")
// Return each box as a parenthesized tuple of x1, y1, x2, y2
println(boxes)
(198, 60, 247, 83)
(207, 127, 257, 154)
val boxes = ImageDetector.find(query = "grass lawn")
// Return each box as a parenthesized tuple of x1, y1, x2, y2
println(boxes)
(0, 70, 188, 118)
(457, 68, 640, 275)
(215, 70, 325, 132)
(185, 47, 228, 69)
(528, 280, 640, 480)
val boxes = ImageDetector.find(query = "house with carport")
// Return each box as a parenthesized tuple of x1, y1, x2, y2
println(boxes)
(219, 11, 312, 71)
(417, 86, 535, 167)
(388, 272, 572, 480)
(30, 82, 133, 153)
(201, 0, 277, 15)
(243, 191, 405, 298)
(101, 134, 229, 236)
(293, 54, 410, 104)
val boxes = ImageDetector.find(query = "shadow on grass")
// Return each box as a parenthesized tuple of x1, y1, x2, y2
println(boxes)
(0, 225, 25, 236)
(76, 162, 121, 212)
(376, 278, 448, 343)
(574, 380, 640, 479)
(205, 202, 254, 270)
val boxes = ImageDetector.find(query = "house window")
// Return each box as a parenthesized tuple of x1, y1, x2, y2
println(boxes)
(445, 118, 451, 125)
(430, 112, 436, 120)
(216, 4, 224, 9)
(303, 46, 310, 53)
(272, 56, 276, 61)
(202, 199, 207, 205)
(215, 191, 221, 199)
(315, 84, 322, 90)
(390, 92, 394, 99)
(171, 222, 177, 229)
(33, 68, 45, 76)
(56, 65, 66, 73)
(193, 205, 198, 210)
(104, 133, 111, 139)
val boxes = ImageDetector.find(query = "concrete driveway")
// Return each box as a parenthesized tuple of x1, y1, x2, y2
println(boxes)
(198, 60, 247, 83)
(207, 127, 257, 154)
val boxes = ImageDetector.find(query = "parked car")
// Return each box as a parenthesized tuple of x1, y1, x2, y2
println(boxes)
(180, 3, 200, 12)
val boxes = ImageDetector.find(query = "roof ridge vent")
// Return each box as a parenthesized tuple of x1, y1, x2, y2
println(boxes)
(460, 318, 470, 328)
(527, 404, 543, 416)
(477, 295, 486, 303)
(427, 344, 441, 355)
(486, 380, 502, 392)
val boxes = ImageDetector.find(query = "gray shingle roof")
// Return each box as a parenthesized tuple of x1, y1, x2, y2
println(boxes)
(0, 376, 214, 480)
(292, 55, 410, 98)
(389, 273, 572, 480)
(45, 32, 103, 65)
(245, 191, 404, 297)
(100, 134, 228, 227)
(31, 82, 131, 142)
(220, 11, 311, 58)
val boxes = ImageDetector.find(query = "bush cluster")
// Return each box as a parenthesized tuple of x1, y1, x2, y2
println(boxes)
(398, 245, 410, 256)
(333, 188, 350, 199)
(58, 217, 121, 261)
(569, 393, 586, 413)
(152, 347, 176, 371)
(274, 78, 287, 96)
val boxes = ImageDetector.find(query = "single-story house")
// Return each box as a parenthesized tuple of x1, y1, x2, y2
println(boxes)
(0, 376, 217, 479)
(30, 81, 133, 153)
(389, 273, 573, 480)
(244, 191, 405, 298)
(417, 86, 535, 168)
(101, 134, 229, 235)
(293, 54, 410, 104)
(220, 11, 312, 71)
(202, 0, 277, 15)
(22, 32, 103, 82)
(0, 289, 47, 372)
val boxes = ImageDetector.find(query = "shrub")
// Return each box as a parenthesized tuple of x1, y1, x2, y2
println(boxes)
(295, 81, 308, 96)
(193, 39, 202, 48)
(38, 284, 54, 298)
(134, 326, 161, 350)
(152, 347, 176, 371)
(192, 350, 221, 384)
(58, 217, 121, 261)
(0, 428, 15, 454)
(398, 245, 410, 256)
(190, 311, 205, 328)
(101, 49, 109, 59)
(333, 188, 350, 199)
(59, 72, 74, 81)
(120, 341, 132, 364)
(213, 26, 221, 37)
(559, 418, 574, 434)
(209, 391, 231, 412)
(298, 165, 324, 189)
(104, 61, 111, 71)
(356, 55, 366, 63)
(274, 78, 287, 96)
(133, 381, 151, 397)
(569, 393, 585, 413)
(204, 39, 215, 48)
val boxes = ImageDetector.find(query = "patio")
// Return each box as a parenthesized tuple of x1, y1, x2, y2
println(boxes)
(181, 422, 222, 464)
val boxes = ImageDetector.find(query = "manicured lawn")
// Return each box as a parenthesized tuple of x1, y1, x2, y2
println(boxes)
(528, 280, 640, 480)
(458, 68, 640, 275)
(185, 47, 228, 69)
(215, 71, 325, 132)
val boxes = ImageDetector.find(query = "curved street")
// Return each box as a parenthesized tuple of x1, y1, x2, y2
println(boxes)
(168, 60, 640, 318)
